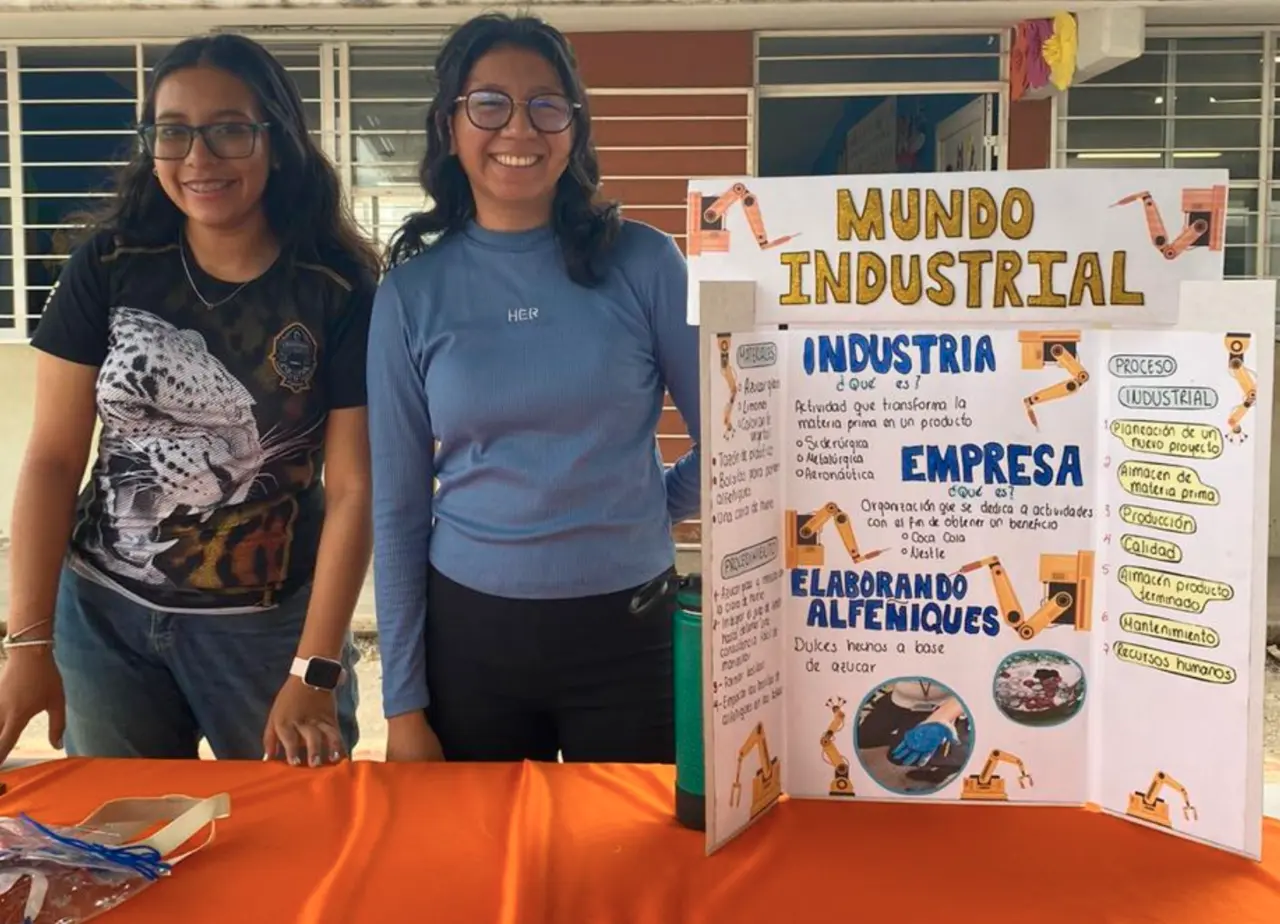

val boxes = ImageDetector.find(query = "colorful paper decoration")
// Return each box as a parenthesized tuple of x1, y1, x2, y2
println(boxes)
(1025, 18, 1053, 91)
(1042, 12, 1079, 90)
(1010, 23, 1030, 102)
(1010, 13, 1078, 99)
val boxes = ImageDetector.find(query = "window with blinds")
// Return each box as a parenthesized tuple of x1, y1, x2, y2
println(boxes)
(1, 41, 326, 340)
(0, 48, 12, 335)
(1057, 33, 1273, 286)
(340, 42, 435, 249)
(346, 43, 439, 191)
(16, 45, 137, 336)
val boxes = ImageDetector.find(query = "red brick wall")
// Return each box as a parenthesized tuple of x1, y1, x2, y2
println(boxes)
(568, 31, 755, 547)
(1009, 98, 1053, 169)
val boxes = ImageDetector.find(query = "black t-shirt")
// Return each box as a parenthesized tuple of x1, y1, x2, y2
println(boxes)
(31, 230, 375, 612)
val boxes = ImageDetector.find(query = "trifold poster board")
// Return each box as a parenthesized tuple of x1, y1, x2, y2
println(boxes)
(687, 169, 1274, 861)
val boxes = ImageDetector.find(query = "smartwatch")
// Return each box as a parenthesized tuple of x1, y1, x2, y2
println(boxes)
(291, 656, 346, 692)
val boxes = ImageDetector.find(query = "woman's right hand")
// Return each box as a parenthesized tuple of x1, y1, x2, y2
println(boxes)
(385, 711, 445, 762)
(0, 648, 65, 764)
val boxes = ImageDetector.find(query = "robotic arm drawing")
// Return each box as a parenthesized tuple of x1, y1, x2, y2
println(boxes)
(954, 552, 1094, 641)
(1126, 771, 1198, 829)
(1224, 332, 1256, 443)
(687, 183, 800, 256)
(821, 697, 855, 797)
(729, 721, 783, 821)
(961, 749, 1034, 801)
(1018, 331, 1088, 429)
(1112, 186, 1227, 260)
(718, 335, 738, 437)
(784, 502, 889, 569)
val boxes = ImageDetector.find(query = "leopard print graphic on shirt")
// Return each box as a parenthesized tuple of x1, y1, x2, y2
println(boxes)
(83, 306, 319, 587)
(32, 231, 373, 611)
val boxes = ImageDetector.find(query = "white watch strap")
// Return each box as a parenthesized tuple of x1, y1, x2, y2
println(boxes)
(290, 655, 347, 686)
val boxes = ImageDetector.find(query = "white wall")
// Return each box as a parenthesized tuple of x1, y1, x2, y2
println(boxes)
(0, 345, 38, 546)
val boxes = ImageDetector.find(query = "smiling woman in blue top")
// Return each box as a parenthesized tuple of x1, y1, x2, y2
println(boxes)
(367, 12, 701, 763)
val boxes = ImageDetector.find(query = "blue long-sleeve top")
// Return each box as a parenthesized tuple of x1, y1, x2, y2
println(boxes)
(366, 218, 701, 718)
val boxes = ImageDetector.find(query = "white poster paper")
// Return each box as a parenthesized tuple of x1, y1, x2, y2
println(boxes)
(781, 327, 1098, 810)
(685, 169, 1230, 327)
(702, 330, 787, 851)
(691, 168, 1272, 861)
(1090, 286, 1274, 860)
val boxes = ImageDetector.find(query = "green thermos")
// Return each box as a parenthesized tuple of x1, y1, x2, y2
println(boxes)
(672, 573, 705, 831)
(629, 569, 705, 832)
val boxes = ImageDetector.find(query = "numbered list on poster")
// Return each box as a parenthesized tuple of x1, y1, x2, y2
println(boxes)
(1094, 333, 1257, 851)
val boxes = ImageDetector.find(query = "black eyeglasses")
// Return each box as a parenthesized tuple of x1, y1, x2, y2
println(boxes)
(454, 90, 579, 134)
(138, 121, 272, 160)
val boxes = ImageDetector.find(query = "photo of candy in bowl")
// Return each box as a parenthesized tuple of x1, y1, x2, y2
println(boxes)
(992, 650, 1086, 727)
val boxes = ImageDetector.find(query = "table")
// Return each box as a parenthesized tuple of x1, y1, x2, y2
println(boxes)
(1, 758, 1277, 924)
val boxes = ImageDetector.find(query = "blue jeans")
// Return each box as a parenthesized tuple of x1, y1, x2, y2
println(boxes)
(52, 565, 360, 760)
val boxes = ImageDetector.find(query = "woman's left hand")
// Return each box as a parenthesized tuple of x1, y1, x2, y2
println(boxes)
(263, 676, 345, 767)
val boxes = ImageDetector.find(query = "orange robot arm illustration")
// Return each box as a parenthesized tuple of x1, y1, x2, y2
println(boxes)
(687, 183, 800, 256)
(821, 697, 855, 798)
(1018, 331, 1089, 429)
(1224, 332, 1256, 443)
(728, 721, 782, 820)
(1126, 771, 1197, 829)
(718, 335, 738, 436)
(1112, 186, 1227, 260)
(954, 552, 1093, 641)
(961, 748, 1034, 801)
(784, 502, 889, 569)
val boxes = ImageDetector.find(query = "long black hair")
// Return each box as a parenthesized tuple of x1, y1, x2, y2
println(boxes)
(385, 13, 621, 286)
(72, 33, 381, 279)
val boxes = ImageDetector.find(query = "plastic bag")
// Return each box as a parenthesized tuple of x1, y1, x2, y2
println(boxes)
(0, 793, 230, 924)
(0, 813, 161, 924)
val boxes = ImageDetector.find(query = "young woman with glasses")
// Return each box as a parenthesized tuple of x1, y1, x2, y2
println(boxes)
(0, 33, 379, 769)
(368, 13, 701, 763)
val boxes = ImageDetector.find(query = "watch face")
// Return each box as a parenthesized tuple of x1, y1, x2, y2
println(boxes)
(304, 657, 343, 690)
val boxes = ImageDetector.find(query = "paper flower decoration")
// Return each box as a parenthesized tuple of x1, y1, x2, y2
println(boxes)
(1025, 19, 1053, 90)
(1041, 12, 1079, 90)
(1010, 23, 1030, 101)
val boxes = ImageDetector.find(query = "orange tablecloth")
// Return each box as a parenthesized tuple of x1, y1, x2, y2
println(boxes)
(0, 758, 1278, 924)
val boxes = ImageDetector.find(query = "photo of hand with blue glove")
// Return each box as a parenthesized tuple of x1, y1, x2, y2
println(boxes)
(853, 677, 974, 796)
(890, 718, 959, 767)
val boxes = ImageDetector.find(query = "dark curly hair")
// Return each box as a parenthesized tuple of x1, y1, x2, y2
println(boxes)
(385, 13, 621, 286)
(70, 33, 381, 279)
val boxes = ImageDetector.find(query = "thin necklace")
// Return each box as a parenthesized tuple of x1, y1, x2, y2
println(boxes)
(180, 230, 250, 310)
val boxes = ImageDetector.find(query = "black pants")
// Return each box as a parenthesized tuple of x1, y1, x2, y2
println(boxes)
(424, 565, 675, 764)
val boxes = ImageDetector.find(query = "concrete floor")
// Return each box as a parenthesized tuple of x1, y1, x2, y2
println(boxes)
(1, 552, 1278, 820)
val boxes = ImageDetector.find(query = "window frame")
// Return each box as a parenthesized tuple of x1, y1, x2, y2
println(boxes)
(1054, 26, 1278, 299)
(0, 32, 447, 344)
